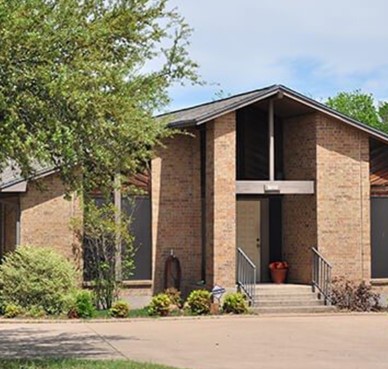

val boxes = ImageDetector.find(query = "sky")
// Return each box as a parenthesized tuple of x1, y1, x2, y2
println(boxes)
(165, 0, 388, 112)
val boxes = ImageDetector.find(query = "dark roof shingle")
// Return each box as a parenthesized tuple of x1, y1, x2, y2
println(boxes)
(159, 85, 278, 127)
(160, 84, 388, 144)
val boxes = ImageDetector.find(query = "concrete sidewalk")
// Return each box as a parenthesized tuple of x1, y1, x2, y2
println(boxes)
(1, 314, 388, 369)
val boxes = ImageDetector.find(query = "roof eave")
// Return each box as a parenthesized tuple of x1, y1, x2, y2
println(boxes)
(0, 167, 58, 192)
(279, 87, 388, 144)
(166, 84, 388, 144)
(168, 119, 198, 128)
(195, 88, 280, 125)
(168, 86, 280, 128)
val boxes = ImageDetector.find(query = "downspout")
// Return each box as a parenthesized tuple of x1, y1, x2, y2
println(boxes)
(16, 195, 21, 247)
(200, 127, 207, 283)
(359, 132, 364, 279)
(269, 99, 275, 181)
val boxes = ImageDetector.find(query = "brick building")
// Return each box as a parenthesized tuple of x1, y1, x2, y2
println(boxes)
(1, 85, 388, 300)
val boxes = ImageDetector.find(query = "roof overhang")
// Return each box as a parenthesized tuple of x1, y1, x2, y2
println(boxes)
(0, 167, 57, 193)
(164, 85, 388, 145)
(1, 181, 27, 193)
(169, 87, 280, 128)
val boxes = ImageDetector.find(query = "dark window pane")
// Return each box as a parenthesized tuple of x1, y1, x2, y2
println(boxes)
(237, 107, 269, 180)
(122, 196, 152, 280)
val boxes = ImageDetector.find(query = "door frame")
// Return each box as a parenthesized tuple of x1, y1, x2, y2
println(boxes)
(236, 196, 270, 282)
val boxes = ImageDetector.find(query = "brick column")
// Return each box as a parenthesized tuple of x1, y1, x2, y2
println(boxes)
(316, 115, 370, 281)
(151, 131, 201, 294)
(206, 112, 236, 290)
(282, 113, 318, 283)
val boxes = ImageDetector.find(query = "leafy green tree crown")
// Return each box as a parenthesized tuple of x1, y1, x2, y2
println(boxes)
(0, 0, 199, 192)
(326, 90, 388, 133)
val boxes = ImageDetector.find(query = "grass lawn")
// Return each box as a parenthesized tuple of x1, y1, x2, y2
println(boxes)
(0, 359, 181, 369)
(93, 307, 151, 319)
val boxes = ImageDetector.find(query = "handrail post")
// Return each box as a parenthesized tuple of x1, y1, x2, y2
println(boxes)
(237, 247, 257, 307)
(311, 247, 332, 305)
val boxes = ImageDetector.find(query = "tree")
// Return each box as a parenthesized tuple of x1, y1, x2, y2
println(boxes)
(73, 200, 134, 309)
(326, 90, 388, 133)
(0, 0, 199, 192)
(378, 101, 388, 125)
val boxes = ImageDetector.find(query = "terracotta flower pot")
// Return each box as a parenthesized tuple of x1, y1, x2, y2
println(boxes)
(270, 268, 288, 284)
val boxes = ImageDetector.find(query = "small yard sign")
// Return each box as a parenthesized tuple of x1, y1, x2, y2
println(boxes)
(212, 285, 226, 302)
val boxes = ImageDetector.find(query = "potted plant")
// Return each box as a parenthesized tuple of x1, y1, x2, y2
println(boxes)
(269, 261, 289, 284)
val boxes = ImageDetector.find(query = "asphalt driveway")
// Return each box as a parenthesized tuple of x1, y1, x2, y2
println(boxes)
(1, 314, 388, 369)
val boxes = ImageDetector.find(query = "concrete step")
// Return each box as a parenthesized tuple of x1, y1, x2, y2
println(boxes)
(254, 285, 313, 294)
(244, 284, 337, 314)
(253, 305, 336, 314)
(254, 283, 312, 289)
(255, 292, 317, 300)
(257, 299, 325, 307)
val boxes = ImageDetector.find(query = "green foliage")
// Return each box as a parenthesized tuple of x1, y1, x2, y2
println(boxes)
(185, 289, 211, 315)
(127, 307, 151, 318)
(378, 102, 388, 125)
(330, 277, 380, 312)
(164, 287, 182, 308)
(0, 358, 179, 369)
(222, 292, 248, 314)
(148, 293, 171, 316)
(110, 300, 130, 318)
(74, 199, 134, 310)
(25, 305, 46, 319)
(70, 290, 95, 319)
(4, 304, 24, 318)
(0, 246, 78, 315)
(0, 0, 199, 193)
(326, 90, 388, 132)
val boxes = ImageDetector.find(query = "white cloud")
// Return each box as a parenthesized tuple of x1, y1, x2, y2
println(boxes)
(166, 0, 388, 109)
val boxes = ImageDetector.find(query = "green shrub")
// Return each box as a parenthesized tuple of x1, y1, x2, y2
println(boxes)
(148, 293, 171, 316)
(0, 246, 78, 315)
(164, 288, 182, 308)
(4, 304, 24, 318)
(25, 305, 46, 318)
(75, 290, 95, 318)
(185, 289, 211, 315)
(110, 300, 130, 318)
(222, 292, 248, 314)
(66, 290, 95, 319)
(330, 277, 380, 312)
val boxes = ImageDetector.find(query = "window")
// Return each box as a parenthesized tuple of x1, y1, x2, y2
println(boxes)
(83, 193, 152, 281)
(0, 195, 19, 261)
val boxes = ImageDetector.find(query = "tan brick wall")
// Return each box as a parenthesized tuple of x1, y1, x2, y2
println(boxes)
(151, 129, 201, 295)
(206, 113, 236, 289)
(282, 195, 316, 283)
(19, 174, 82, 268)
(283, 113, 318, 283)
(150, 108, 371, 292)
(316, 115, 370, 281)
(282, 112, 371, 283)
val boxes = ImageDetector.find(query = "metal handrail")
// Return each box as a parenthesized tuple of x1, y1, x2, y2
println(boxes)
(312, 247, 332, 305)
(237, 247, 256, 306)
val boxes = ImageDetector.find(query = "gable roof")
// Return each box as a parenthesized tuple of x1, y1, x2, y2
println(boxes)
(0, 162, 56, 192)
(161, 84, 388, 144)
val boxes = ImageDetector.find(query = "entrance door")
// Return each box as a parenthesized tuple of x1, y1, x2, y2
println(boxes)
(237, 198, 269, 282)
(371, 197, 388, 278)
